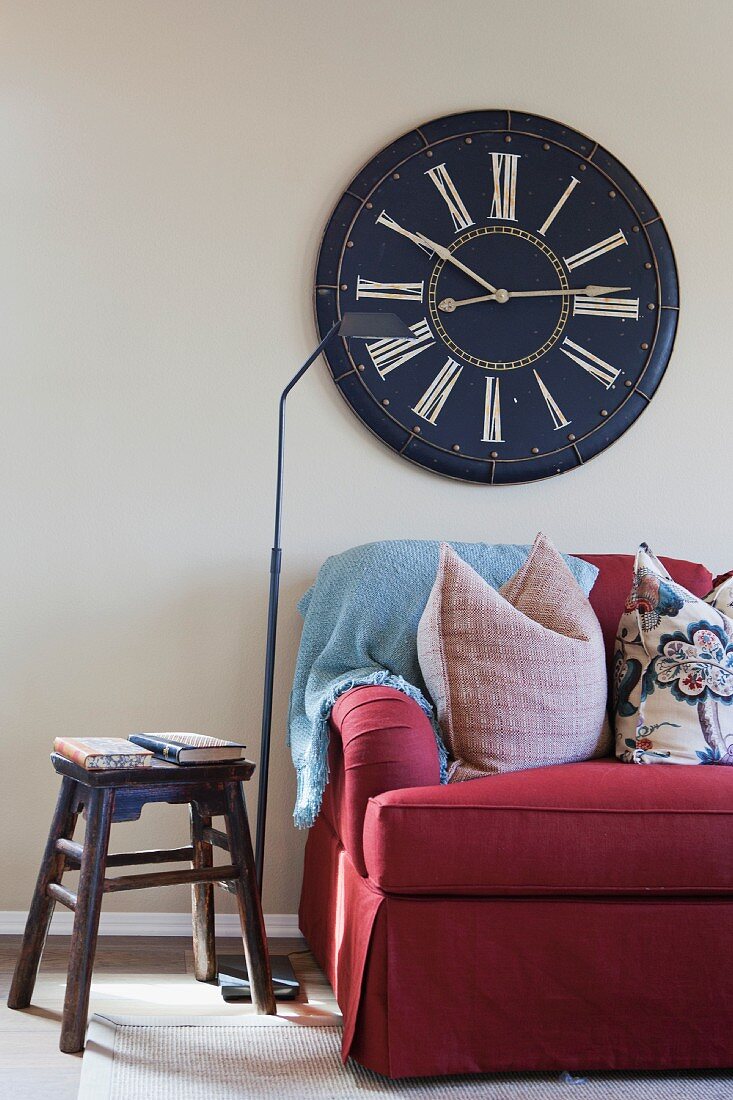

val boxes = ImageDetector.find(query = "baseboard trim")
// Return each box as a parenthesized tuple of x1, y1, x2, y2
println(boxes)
(0, 911, 301, 938)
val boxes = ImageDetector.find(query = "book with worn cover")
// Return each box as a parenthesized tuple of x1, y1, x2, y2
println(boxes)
(128, 732, 246, 765)
(53, 737, 154, 769)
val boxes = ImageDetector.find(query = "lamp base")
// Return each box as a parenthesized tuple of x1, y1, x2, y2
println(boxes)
(217, 954, 300, 1001)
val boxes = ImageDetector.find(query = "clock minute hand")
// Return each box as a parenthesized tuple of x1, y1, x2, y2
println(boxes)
(415, 233, 498, 296)
(438, 285, 630, 311)
(507, 284, 631, 300)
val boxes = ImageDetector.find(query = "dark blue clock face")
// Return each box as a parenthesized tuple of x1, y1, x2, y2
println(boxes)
(315, 111, 679, 484)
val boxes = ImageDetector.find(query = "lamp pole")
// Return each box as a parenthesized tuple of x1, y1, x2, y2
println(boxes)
(218, 312, 411, 1001)
(254, 320, 341, 888)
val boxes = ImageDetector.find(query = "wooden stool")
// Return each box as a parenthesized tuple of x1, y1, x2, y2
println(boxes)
(7, 753, 276, 1052)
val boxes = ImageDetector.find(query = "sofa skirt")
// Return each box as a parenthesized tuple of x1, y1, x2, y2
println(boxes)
(299, 813, 733, 1079)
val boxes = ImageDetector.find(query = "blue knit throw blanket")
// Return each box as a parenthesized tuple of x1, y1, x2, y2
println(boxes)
(287, 540, 599, 828)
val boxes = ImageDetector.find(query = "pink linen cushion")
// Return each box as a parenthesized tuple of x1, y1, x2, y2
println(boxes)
(417, 533, 610, 782)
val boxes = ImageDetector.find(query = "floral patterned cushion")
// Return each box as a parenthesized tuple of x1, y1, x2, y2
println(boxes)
(614, 545, 733, 765)
(708, 573, 733, 618)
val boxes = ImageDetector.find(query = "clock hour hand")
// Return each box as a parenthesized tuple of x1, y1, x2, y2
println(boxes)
(438, 285, 630, 311)
(415, 233, 498, 296)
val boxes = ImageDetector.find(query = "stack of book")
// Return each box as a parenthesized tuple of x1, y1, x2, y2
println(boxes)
(53, 733, 246, 770)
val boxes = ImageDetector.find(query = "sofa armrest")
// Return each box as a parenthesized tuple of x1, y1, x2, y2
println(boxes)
(327, 684, 440, 876)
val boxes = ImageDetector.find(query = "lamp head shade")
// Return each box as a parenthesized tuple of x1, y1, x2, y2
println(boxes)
(337, 312, 412, 340)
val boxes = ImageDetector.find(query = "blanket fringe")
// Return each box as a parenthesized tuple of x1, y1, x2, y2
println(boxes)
(292, 672, 447, 829)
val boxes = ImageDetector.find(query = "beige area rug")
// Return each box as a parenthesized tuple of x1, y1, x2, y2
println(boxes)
(78, 1014, 733, 1100)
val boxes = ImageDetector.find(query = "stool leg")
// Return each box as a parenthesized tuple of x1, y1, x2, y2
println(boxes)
(60, 787, 114, 1053)
(8, 776, 80, 1010)
(190, 803, 216, 981)
(223, 782, 276, 1015)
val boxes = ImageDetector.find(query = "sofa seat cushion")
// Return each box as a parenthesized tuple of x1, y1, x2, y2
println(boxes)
(362, 759, 733, 897)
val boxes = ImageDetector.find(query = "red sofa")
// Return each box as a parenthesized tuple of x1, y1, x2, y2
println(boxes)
(298, 552, 733, 1078)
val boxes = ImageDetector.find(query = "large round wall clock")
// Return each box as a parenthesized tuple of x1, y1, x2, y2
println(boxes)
(314, 110, 678, 484)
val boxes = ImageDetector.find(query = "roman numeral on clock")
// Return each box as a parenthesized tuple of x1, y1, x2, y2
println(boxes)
(376, 210, 433, 254)
(366, 318, 434, 378)
(425, 163, 474, 232)
(538, 176, 580, 236)
(563, 229, 627, 271)
(533, 370, 570, 430)
(560, 337, 620, 388)
(482, 377, 504, 442)
(356, 277, 424, 302)
(412, 358, 463, 424)
(489, 153, 520, 221)
(573, 295, 640, 320)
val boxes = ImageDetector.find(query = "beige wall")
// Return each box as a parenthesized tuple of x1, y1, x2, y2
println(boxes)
(1, 0, 731, 918)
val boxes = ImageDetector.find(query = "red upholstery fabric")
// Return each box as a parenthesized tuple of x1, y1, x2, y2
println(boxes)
(298, 551, 733, 1077)
(350, 890, 733, 1077)
(298, 814, 384, 1058)
(328, 684, 440, 876)
(363, 759, 733, 896)
(578, 553, 712, 666)
(301, 814, 733, 1077)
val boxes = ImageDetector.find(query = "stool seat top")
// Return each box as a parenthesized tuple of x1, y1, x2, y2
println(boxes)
(50, 752, 256, 787)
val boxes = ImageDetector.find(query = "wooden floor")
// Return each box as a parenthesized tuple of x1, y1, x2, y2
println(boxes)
(0, 934, 338, 1099)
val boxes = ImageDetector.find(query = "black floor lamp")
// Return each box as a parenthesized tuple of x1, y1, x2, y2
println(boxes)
(218, 312, 411, 1000)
